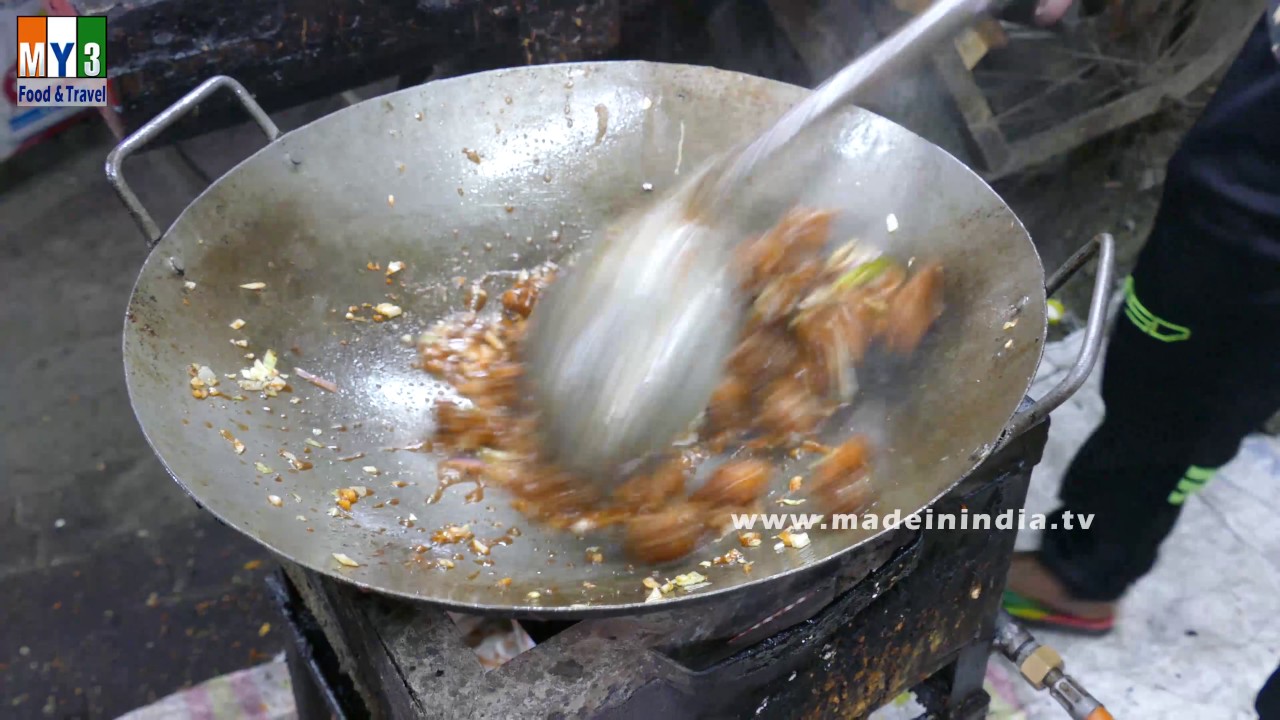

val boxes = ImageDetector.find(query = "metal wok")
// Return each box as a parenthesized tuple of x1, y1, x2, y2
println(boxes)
(110, 64, 1112, 615)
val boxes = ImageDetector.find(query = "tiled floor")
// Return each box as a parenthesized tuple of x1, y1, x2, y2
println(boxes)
(860, 326, 1280, 720)
(875, 329, 1280, 719)
(1005, 328, 1280, 719)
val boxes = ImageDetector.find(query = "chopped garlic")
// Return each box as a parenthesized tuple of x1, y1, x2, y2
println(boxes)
(886, 213, 899, 233)
(642, 577, 660, 590)
(349, 486, 372, 497)
(471, 538, 490, 556)
(386, 261, 405, 276)
(229, 319, 246, 330)
(267, 495, 283, 507)
(777, 498, 806, 506)
(789, 476, 803, 492)
(438, 559, 456, 569)
(236, 349, 286, 397)
(183, 281, 197, 290)
(255, 462, 273, 474)
(362, 466, 380, 476)
(281, 451, 311, 471)
(305, 438, 324, 448)
(387, 194, 396, 208)
(645, 587, 664, 603)
(230, 339, 248, 348)
(672, 572, 706, 587)
(435, 525, 472, 543)
(332, 553, 360, 567)
(1003, 320, 1018, 330)
(714, 549, 746, 565)
(327, 507, 342, 517)
(526, 591, 541, 600)
(240, 282, 266, 290)
(232, 440, 245, 455)
(739, 532, 763, 548)
(779, 530, 811, 549)
(374, 303, 402, 319)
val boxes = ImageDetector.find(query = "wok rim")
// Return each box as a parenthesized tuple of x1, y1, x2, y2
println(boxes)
(121, 60, 1047, 617)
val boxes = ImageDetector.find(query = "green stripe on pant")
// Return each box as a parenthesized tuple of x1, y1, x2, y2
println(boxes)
(1124, 277, 1192, 342)
(1167, 465, 1219, 505)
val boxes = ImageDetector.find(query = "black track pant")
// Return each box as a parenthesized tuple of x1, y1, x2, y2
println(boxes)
(1262, 665, 1280, 719)
(1037, 16, 1280, 604)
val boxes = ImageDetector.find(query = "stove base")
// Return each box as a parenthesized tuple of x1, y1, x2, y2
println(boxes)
(270, 418, 1046, 719)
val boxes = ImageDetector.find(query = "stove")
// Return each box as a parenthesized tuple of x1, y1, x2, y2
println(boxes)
(267, 407, 1048, 720)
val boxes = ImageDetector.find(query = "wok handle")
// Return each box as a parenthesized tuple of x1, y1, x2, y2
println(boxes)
(106, 76, 281, 247)
(1000, 233, 1116, 443)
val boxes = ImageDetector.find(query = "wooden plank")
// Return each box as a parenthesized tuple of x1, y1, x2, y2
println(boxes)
(929, 42, 1012, 173)
(893, 0, 1006, 70)
(992, 12, 1257, 178)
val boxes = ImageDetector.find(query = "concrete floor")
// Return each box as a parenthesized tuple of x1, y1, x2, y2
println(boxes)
(0, 122, 289, 718)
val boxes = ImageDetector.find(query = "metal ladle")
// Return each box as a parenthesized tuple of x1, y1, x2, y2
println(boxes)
(526, 0, 1001, 477)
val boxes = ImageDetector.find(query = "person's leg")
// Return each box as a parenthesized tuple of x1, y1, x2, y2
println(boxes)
(1007, 16, 1280, 621)
(1259, 663, 1280, 719)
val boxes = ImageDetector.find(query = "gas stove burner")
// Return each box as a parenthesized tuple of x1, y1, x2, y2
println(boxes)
(269, 411, 1048, 720)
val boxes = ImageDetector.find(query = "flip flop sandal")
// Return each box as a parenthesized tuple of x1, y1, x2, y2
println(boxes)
(1002, 590, 1116, 637)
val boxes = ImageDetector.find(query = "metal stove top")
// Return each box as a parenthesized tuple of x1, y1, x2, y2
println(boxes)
(270, 410, 1049, 720)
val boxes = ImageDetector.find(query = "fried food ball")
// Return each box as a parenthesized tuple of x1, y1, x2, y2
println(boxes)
(691, 459, 772, 506)
(624, 504, 705, 564)
(613, 457, 687, 511)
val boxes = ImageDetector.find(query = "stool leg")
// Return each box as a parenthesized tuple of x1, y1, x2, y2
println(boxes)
(913, 641, 992, 720)
(286, 641, 335, 720)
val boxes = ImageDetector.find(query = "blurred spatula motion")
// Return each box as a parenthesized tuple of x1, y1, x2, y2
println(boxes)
(525, 0, 1006, 480)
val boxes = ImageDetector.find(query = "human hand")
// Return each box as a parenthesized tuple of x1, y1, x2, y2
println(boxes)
(1033, 0, 1075, 25)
